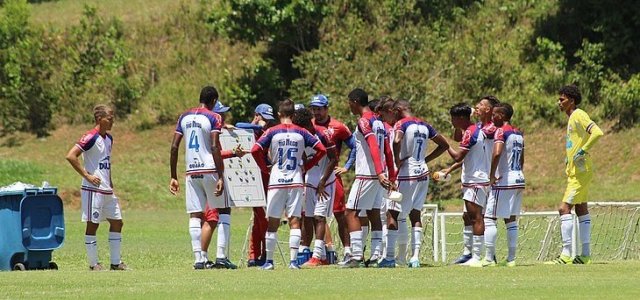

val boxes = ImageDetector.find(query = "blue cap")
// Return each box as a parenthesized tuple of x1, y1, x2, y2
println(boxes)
(310, 94, 329, 107)
(294, 103, 305, 111)
(213, 101, 230, 113)
(255, 103, 275, 120)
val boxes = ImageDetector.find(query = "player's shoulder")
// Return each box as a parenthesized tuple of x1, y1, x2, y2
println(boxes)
(79, 128, 100, 141)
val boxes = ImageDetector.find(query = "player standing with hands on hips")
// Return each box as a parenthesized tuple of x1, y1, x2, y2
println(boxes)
(169, 86, 235, 270)
(66, 104, 127, 271)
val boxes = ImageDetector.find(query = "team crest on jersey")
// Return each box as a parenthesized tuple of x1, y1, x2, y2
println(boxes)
(324, 127, 335, 138)
(92, 211, 100, 219)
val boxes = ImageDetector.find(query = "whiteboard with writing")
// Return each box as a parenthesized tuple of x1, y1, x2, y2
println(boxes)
(220, 128, 266, 207)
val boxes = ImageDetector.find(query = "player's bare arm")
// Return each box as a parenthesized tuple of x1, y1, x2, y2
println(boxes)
(489, 141, 505, 185)
(425, 134, 450, 163)
(317, 147, 338, 201)
(393, 130, 404, 169)
(66, 145, 101, 186)
(447, 145, 469, 163)
(210, 130, 225, 196)
(169, 132, 183, 195)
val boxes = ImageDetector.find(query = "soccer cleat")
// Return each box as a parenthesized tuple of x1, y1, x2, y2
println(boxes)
(204, 260, 216, 269)
(260, 261, 275, 270)
(339, 258, 364, 268)
(544, 255, 573, 265)
(193, 262, 206, 270)
(288, 260, 301, 270)
(481, 259, 497, 267)
(572, 255, 591, 265)
(502, 260, 516, 267)
(408, 257, 420, 268)
(302, 257, 323, 268)
(337, 253, 352, 266)
(461, 258, 483, 267)
(89, 263, 104, 271)
(378, 258, 396, 268)
(452, 254, 472, 265)
(365, 257, 380, 268)
(214, 258, 238, 269)
(110, 262, 129, 271)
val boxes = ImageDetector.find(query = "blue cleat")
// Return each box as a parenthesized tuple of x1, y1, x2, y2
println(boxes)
(378, 258, 396, 268)
(214, 258, 238, 269)
(453, 254, 472, 265)
(260, 260, 275, 270)
(288, 260, 301, 270)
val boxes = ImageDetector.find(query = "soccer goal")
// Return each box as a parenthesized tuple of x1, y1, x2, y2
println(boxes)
(433, 202, 640, 264)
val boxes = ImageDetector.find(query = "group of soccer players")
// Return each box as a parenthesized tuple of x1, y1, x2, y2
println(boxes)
(67, 83, 602, 270)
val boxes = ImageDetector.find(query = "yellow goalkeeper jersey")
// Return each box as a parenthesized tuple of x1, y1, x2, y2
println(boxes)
(565, 109, 596, 177)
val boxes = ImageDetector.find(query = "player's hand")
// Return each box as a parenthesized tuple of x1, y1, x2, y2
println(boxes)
(573, 149, 587, 161)
(334, 166, 348, 176)
(215, 178, 224, 196)
(223, 124, 236, 129)
(316, 182, 329, 202)
(442, 168, 452, 176)
(85, 174, 101, 186)
(489, 175, 497, 186)
(377, 173, 391, 190)
(169, 178, 180, 195)
(234, 145, 246, 158)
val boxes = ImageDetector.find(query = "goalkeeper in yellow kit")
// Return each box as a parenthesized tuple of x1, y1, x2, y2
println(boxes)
(547, 84, 604, 265)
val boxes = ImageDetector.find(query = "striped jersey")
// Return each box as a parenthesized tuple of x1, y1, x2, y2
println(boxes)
(305, 125, 337, 188)
(459, 123, 490, 185)
(175, 107, 223, 175)
(76, 128, 113, 194)
(394, 117, 438, 181)
(493, 124, 525, 188)
(353, 111, 387, 179)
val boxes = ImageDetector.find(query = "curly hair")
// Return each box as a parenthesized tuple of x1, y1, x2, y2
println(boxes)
(559, 84, 582, 105)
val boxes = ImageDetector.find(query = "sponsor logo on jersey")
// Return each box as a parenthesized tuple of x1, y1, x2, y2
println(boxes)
(278, 177, 294, 183)
(99, 156, 111, 170)
(189, 158, 205, 169)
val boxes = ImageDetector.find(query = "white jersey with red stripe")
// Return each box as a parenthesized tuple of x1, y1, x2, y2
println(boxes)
(354, 111, 387, 179)
(305, 125, 336, 188)
(494, 124, 525, 188)
(175, 107, 223, 175)
(76, 128, 113, 194)
(460, 122, 490, 185)
(256, 124, 321, 189)
(481, 121, 497, 167)
(394, 117, 438, 181)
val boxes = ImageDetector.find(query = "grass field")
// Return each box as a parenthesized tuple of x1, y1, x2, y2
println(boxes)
(1, 210, 640, 299)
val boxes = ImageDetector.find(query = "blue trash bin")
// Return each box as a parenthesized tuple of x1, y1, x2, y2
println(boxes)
(0, 187, 65, 271)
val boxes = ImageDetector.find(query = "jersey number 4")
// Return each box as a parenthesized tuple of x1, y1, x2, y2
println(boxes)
(188, 131, 200, 152)
(277, 148, 298, 171)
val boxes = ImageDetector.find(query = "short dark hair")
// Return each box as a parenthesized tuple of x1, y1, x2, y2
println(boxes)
(199, 86, 219, 105)
(449, 103, 472, 118)
(494, 103, 514, 121)
(278, 98, 295, 117)
(348, 88, 369, 106)
(292, 108, 313, 129)
(559, 84, 582, 105)
(480, 95, 500, 108)
(368, 99, 380, 112)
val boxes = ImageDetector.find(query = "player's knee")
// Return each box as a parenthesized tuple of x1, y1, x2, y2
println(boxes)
(314, 215, 326, 224)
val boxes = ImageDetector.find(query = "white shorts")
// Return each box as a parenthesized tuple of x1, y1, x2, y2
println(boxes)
(81, 190, 122, 223)
(397, 179, 429, 218)
(267, 187, 304, 218)
(462, 185, 489, 209)
(486, 188, 523, 218)
(347, 178, 383, 211)
(304, 182, 336, 218)
(185, 173, 228, 213)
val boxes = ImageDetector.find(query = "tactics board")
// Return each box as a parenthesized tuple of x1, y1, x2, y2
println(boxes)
(220, 128, 266, 207)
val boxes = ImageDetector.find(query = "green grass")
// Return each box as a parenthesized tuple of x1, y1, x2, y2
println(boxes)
(1, 210, 640, 299)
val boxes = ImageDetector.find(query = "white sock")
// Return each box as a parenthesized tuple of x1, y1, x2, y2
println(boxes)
(463, 226, 473, 255)
(506, 221, 518, 261)
(202, 251, 209, 262)
(381, 223, 388, 258)
(560, 214, 573, 257)
(361, 225, 369, 245)
(411, 227, 422, 260)
(265, 231, 277, 262)
(85, 235, 98, 267)
(189, 218, 203, 263)
(313, 239, 325, 259)
(370, 230, 383, 259)
(290, 228, 302, 262)
(397, 218, 408, 262)
(350, 231, 364, 260)
(299, 245, 309, 252)
(484, 218, 497, 262)
(385, 229, 398, 259)
(578, 214, 591, 256)
(344, 246, 352, 255)
(472, 235, 484, 261)
(108, 232, 122, 265)
(217, 214, 231, 259)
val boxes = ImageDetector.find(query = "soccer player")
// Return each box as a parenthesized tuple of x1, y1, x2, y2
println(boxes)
(291, 108, 339, 267)
(341, 88, 396, 268)
(65, 104, 127, 271)
(169, 86, 235, 270)
(546, 84, 603, 265)
(236, 103, 276, 267)
(251, 99, 327, 270)
(444, 103, 490, 267)
(310, 94, 357, 263)
(485, 103, 525, 267)
(381, 99, 449, 268)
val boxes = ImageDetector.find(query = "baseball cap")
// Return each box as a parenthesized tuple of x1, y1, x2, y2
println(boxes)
(294, 103, 305, 111)
(309, 94, 329, 107)
(255, 103, 275, 120)
(213, 101, 230, 113)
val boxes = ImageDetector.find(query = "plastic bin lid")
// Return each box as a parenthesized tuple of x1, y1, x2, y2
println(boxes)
(20, 194, 65, 250)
